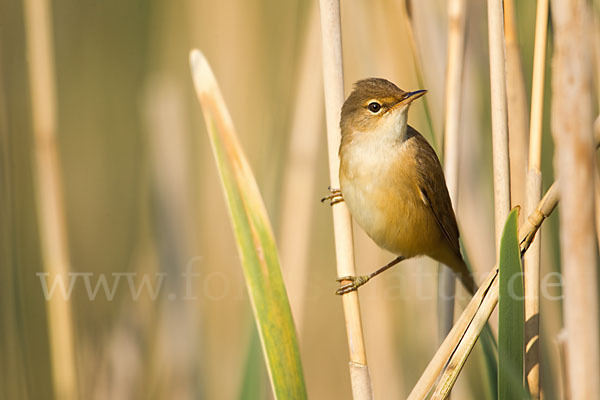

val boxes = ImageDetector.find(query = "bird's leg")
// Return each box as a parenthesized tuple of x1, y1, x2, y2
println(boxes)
(320, 186, 344, 206)
(336, 256, 405, 295)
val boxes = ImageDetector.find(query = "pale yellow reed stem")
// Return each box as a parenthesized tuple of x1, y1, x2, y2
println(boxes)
(438, 0, 467, 344)
(23, 0, 77, 398)
(595, 116, 600, 252)
(487, 0, 512, 250)
(318, 1, 373, 398)
(278, 3, 324, 332)
(551, 1, 600, 398)
(524, 0, 549, 397)
(504, 0, 530, 215)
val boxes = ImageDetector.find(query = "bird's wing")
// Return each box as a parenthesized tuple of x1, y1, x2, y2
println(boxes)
(418, 186, 461, 258)
(410, 131, 462, 259)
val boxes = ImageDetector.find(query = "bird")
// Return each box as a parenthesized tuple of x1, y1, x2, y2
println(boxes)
(322, 78, 477, 296)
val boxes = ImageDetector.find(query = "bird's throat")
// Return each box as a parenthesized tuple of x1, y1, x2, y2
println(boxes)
(381, 107, 409, 143)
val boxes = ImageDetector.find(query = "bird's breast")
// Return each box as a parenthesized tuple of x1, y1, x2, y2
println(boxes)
(339, 136, 440, 257)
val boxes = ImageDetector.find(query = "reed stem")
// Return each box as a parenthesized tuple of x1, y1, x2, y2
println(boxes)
(550, 1, 600, 398)
(318, 1, 373, 398)
(487, 0, 512, 250)
(279, 4, 323, 332)
(23, 0, 77, 398)
(504, 0, 530, 213)
(524, 0, 549, 396)
(438, 0, 467, 343)
(431, 273, 500, 400)
(410, 174, 566, 398)
(402, 0, 438, 150)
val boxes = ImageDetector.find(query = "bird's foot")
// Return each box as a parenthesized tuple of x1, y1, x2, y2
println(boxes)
(321, 186, 344, 206)
(336, 275, 370, 295)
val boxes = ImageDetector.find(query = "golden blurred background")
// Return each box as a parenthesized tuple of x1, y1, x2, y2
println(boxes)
(1, 0, 570, 398)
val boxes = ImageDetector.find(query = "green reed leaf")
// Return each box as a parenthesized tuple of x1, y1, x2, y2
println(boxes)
(190, 49, 306, 400)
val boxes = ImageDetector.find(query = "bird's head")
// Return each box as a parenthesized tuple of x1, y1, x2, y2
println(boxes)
(340, 78, 426, 137)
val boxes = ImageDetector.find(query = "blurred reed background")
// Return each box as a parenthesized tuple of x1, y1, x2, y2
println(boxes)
(1, 0, 594, 398)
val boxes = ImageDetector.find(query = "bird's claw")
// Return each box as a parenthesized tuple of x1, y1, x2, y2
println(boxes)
(335, 275, 370, 295)
(321, 186, 344, 206)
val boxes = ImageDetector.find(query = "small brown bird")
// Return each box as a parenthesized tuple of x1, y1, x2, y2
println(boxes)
(324, 78, 477, 296)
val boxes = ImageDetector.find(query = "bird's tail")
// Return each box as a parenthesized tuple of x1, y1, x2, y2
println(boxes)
(452, 257, 478, 296)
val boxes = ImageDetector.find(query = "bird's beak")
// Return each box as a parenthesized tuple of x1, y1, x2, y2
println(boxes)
(391, 89, 427, 111)
(404, 89, 427, 103)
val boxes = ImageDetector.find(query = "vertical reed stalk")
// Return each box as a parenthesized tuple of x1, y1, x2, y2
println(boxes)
(144, 77, 198, 399)
(23, 0, 77, 398)
(551, 1, 600, 398)
(555, 330, 570, 399)
(402, 0, 437, 150)
(278, 4, 323, 331)
(524, 0, 548, 397)
(487, 0, 512, 250)
(318, 1, 373, 398)
(595, 168, 600, 255)
(503, 0, 530, 214)
(438, 0, 467, 342)
(595, 116, 600, 252)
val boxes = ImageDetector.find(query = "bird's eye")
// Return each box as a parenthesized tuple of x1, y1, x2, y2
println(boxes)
(367, 102, 382, 113)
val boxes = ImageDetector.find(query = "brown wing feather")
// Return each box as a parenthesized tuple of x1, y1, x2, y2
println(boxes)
(407, 127, 462, 259)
